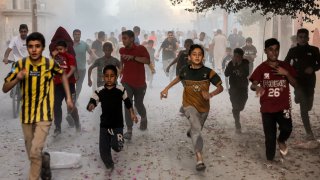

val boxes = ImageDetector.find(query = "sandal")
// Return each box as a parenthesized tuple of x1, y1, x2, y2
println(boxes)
(196, 161, 206, 171)
(278, 140, 288, 157)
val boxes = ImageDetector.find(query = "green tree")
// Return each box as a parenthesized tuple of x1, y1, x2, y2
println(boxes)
(170, 0, 320, 22)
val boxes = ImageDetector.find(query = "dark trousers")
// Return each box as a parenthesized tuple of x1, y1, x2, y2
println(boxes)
(54, 84, 80, 131)
(295, 87, 314, 135)
(261, 111, 292, 160)
(122, 83, 147, 129)
(229, 88, 248, 129)
(75, 69, 86, 101)
(99, 128, 123, 167)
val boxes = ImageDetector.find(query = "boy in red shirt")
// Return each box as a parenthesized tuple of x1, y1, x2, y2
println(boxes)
(250, 38, 297, 161)
(52, 40, 81, 137)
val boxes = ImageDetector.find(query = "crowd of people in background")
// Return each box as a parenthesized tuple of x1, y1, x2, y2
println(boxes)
(1, 23, 320, 179)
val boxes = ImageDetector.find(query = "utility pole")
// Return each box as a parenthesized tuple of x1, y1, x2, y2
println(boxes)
(32, 0, 37, 32)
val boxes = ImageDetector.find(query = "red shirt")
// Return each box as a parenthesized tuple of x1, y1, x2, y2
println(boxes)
(249, 60, 296, 113)
(120, 44, 150, 88)
(53, 52, 77, 84)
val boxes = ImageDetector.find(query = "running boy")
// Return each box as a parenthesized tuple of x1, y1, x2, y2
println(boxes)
(52, 40, 81, 137)
(224, 48, 249, 133)
(2, 32, 74, 180)
(160, 44, 223, 171)
(250, 38, 297, 161)
(88, 42, 121, 88)
(87, 65, 138, 169)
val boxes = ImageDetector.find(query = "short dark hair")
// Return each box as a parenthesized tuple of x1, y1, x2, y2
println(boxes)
(73, 29, 81, 34)
(133, 26, 140, 33)
(297, 28, 309, 36)
(103, 65, 117, 76)
(98, 31, 105, 38)
(246, 37, 252, 43)
(19, 24, 28, 31)
(233, 48, 244, 56)
(264, 38, 280, 49)
(184, 39, 194, 45)
(226, 47, 232, 51)
(26, 32, 45, 47)
(147, 40, 154, 44)
(188, 44, 204, 56)
(55, 40, 67, 48)
(103, 42, 113, 50)
(122, 30, 135, 38)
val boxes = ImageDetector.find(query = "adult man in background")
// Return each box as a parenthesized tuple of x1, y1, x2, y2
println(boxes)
(120, 30, 150, 140)
(3, 24, 28, 63)
(73, 29, 94, 102)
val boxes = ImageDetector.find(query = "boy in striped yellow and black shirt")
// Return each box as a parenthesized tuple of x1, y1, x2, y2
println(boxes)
(2, 32, 73, 180)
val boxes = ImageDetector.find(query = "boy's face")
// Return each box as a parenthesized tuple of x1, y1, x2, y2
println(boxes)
(103, 47, 113, 56)
(122, 34, 133, 47)
(184, 42, 192, 49)
(264, 44, 279, 62)
(147, 42, 154, 48)
(188, 48, 204, 65)
(226, 50, 232, 55)
(246, 41, 252, 46)
(232, 53, 243, 63)
(27, 40, 44, 61)
(103, 69, 117, 86)
(56, 46, 67, 53)
(297, 32, 309, 45)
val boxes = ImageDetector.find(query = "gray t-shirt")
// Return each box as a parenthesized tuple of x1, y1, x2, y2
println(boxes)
(91, 56, 121, 87)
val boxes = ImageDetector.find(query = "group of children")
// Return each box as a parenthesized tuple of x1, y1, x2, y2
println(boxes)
(1, 28, 310, 179)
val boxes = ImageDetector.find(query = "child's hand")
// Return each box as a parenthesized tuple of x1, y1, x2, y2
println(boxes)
(52, 50, 58, 57)
(255, 86, 265, 97)
(17, 68, 26, 80)
(131, 113, 138, 123)
(87, 103, 95, 112)
(160, 89, 168, 99)
(66, 98, 74, 111)
(202, 91, 211, 100)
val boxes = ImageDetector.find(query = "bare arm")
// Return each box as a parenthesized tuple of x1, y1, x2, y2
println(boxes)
(87, 65, 95, 87)
(209, 84, 223, 98)
(160, 76, 181, 99)
(61, 72, 74, 110)
(66, 66, 76, 79)
(3, 48, 12, 64)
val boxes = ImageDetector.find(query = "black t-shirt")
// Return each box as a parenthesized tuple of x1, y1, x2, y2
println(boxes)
(176, 50, 189, 75)
(92, 40, 104, 58)
(161, 38, 178, 60)
(88, 85, 132, 128)
(224, 59, 249, 89)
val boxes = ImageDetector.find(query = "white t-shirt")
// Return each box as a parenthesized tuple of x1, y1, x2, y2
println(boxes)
(8, 36, 28, 61)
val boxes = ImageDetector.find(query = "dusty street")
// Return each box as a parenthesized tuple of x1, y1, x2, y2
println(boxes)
(0, 62, 319, 180)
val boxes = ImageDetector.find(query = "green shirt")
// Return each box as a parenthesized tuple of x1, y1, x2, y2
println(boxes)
(74, 40, 90, 70)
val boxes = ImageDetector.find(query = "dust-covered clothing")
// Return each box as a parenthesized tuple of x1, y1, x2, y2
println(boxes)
(179, 65, 222, 113)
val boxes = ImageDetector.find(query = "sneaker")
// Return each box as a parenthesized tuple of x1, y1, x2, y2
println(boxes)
(66, 114, 75, 128)
(41, 152, 52, 180)
(305, 133, 315, 141)
(196, 161, 206, 171)
(186, 129, 191, 138)
(53, 129, 61, 138)
(105, 162, 114, 169)
(123, 131, 132, 140)
(277, 140, 288, 157)
(140, 121, 147, 131)
(235, 128, 242, 134)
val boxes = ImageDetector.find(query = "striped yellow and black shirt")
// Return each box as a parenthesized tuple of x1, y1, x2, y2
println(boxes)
(4, 56, 63, 124)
